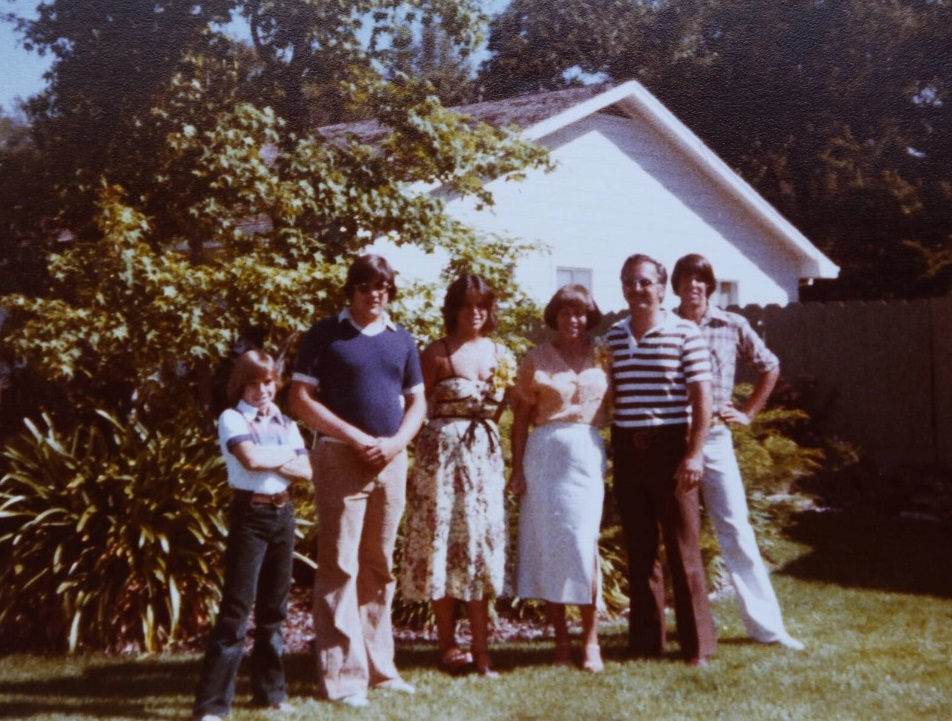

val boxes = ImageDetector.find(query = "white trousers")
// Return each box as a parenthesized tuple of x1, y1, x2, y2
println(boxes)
(701, 425, 791, 642)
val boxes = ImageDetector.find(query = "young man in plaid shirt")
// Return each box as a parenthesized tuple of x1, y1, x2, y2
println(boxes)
(673, 253, 804, 651)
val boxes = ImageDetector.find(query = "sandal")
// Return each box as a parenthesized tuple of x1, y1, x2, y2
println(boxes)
(439, 647, 475, 676)
(473, 650, 500, 679)
(582, 644, 604, 673)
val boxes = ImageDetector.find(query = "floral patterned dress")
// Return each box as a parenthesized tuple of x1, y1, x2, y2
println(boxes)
(400, 348, 514, 602)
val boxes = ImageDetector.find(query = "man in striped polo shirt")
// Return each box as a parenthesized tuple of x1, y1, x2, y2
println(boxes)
(605, 253, 717, 666)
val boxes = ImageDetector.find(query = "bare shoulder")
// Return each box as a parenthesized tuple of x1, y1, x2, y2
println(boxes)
(420, 338, 452, 378)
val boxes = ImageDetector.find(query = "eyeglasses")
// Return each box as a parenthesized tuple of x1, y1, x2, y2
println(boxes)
(621, 278, 660, 289)
(355, 281, 390, 295)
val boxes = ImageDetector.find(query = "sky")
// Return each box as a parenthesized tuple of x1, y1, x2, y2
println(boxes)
(0, 1, 50, 112)
(0, 0, 510, 114)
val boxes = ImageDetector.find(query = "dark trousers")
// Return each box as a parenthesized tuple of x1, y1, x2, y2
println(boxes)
(611, 424, 717, 660)
(193, 496, 295, 718)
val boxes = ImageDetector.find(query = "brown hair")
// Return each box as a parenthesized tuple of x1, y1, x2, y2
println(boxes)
(442, 274, 498, 335)
(343, 254, 398, 300)
(621, 253, 668, 288)
(672, 253, 717, 297)
(226, 350, 280, 404)
(543, 284, 603, 330)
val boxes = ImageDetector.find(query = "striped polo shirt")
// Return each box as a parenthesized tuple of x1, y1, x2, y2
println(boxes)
(604, 312, 712, 429)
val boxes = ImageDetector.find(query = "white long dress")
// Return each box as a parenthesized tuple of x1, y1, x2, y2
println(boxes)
(514, 343, 609, 605)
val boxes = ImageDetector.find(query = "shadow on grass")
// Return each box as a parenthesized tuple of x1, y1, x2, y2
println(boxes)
(779, 507, 952, 598)
(0, 655, 199, 718)
(0, 653, 327, 718)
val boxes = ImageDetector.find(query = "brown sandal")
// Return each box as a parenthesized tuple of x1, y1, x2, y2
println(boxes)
(439, 647, 475, 676)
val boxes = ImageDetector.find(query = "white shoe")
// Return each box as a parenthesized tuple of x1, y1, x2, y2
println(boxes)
(776, 635, 805, 651)
(196, 716, 223, 721)
(375, 679, 416, 694)
(337, 695, 370, 708)
(759, 634, 805, 651)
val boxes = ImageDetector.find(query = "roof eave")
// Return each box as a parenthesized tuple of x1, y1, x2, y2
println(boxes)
(520, 80, 840, 279)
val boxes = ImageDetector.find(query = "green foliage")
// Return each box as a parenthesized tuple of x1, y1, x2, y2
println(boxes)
(732, 384, 826, 496)
(1, 65, 549, 424)
(2, 1, 550, 429)
(0, 412, 228, 653)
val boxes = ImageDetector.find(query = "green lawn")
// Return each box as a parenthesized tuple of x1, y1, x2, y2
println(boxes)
(2, 508, 950, 721)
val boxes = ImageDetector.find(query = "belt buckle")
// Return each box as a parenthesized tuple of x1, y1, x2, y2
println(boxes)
(630, 429, 656, 450)
(270, 492, 288, 508)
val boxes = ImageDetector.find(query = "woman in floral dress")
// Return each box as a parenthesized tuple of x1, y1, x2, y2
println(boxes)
(401, 274, 515, 677)
(509, 284, 610, 672)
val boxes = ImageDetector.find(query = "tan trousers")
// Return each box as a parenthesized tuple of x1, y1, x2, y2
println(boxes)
(311, 440, 407, 700)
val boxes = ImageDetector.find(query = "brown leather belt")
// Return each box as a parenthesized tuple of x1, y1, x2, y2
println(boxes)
(625, 424, 688, 450)
(236, 489, 291, 507)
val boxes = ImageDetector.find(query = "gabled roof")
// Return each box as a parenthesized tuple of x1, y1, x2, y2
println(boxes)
(319, 81, 839, 278)
(317, 84, 612, 145)
(518, 81, 839, 278)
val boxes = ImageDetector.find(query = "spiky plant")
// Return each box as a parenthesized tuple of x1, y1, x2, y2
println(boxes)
(0, 412, 228, 653)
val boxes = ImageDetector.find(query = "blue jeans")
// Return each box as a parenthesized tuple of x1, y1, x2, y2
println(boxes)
(193, 495, 295, 718)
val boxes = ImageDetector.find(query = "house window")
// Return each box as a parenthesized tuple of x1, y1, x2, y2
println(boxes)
(556, 266, 593, 292)
(717, 281, 739, 307)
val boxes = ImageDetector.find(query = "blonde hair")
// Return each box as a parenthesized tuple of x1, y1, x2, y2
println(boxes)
(226, 350, 280, 404)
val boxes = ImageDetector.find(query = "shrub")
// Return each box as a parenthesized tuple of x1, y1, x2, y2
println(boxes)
(0, 412, 228, 653)
(729, 382, 836, 562)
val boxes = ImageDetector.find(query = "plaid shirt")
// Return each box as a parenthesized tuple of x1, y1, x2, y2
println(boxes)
(681, 305, 779, 415)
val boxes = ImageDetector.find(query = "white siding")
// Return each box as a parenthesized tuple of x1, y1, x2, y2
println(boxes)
(372, 110, 811, 313)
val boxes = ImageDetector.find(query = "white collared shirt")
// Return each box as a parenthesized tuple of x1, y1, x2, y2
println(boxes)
(218, 399, 307, 494)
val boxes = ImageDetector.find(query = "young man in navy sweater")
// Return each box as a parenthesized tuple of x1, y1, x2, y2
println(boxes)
(290, 254, 426, 708)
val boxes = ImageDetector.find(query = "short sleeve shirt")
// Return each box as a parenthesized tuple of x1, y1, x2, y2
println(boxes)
(603, 312, 712, 429)
(218, 399, 308, 494)
(682, 305, 779, 414)
(292, 311, 423, 437)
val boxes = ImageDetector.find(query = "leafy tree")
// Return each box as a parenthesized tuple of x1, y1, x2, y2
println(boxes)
(239, 0, 486, 134)
(480, 0, 641, 99)
(388, 20, 481, 107)
(1, 68, 548, 426)
(0, 107, 50, 296)
(0, 0, 550, 427)
(2, 0, 489, 255)
(13, 1, 239, 242)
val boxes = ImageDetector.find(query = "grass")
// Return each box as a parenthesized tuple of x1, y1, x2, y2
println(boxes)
(1, 507, 950, 721)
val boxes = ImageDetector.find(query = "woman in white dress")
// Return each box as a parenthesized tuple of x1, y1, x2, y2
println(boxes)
(509, 284, 609, 672)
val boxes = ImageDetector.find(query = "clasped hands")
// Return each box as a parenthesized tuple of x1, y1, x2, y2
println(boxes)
(352, 433, 403, 470)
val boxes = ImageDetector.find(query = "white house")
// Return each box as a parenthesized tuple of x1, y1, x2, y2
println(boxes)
(326, 81, 839, 313)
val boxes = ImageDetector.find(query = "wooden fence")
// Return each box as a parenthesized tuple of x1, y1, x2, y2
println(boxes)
(731, 297, 952, 470)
